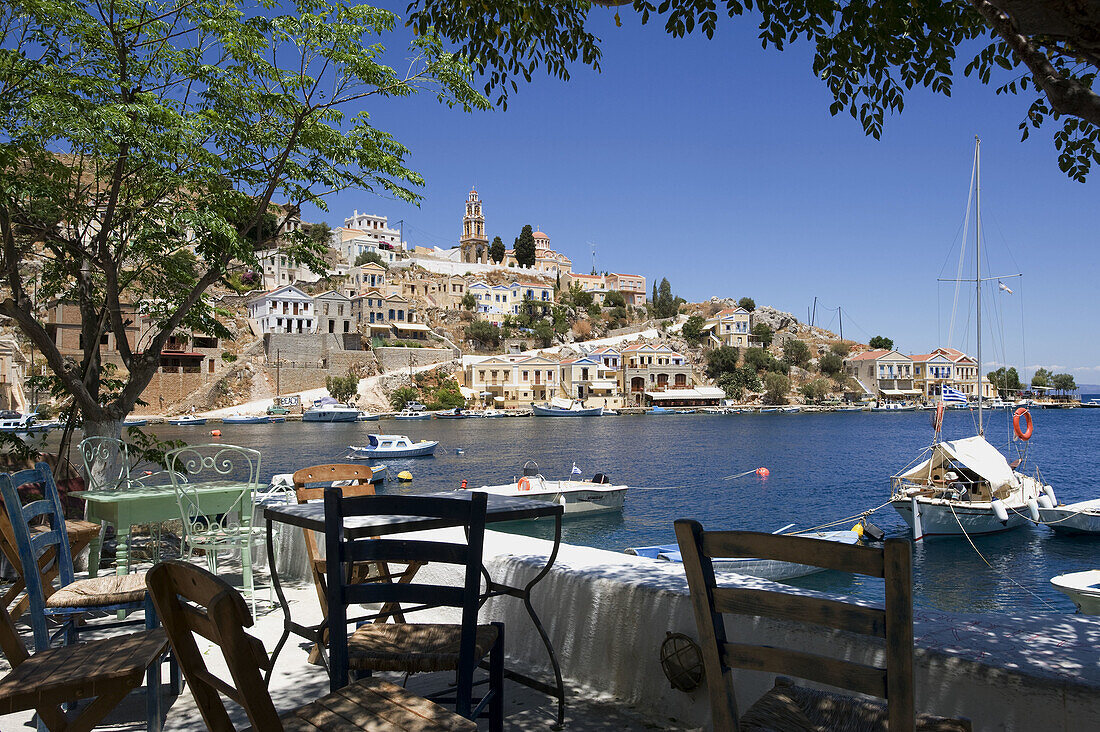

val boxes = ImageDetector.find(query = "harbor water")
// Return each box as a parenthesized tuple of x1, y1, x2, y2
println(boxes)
(56, 406, 1100, 614)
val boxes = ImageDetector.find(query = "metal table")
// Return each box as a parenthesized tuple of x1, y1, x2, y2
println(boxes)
(263, 492, 567, 725)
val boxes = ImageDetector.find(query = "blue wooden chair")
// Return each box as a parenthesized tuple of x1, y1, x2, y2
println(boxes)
(0, 462, 173, 731)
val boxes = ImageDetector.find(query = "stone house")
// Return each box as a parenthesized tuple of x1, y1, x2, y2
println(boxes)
(313, 290, 354, 336)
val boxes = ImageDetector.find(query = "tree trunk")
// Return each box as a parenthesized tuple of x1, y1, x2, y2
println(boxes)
(79, 416, 127, 492)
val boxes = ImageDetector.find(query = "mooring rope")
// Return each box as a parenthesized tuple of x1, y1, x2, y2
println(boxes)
(793, 499, 894, 534)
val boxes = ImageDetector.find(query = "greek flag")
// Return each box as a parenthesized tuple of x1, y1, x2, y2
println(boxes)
(941, 386, 969, 405)
(571, 462, 583, 476)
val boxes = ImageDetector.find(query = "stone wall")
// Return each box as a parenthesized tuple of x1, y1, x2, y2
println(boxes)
(375, 347, 455, 373)
(133, 369, 212, 414)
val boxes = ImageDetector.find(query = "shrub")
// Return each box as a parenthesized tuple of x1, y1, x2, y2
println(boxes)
(706, 346, 740, 379)
(572, 320, 592, 340)
(737, 296, 756, 312)
(818, 352, 844, 376)
(326, 372, 359, 404)
(390, 386, 420, 410)
(763, 373, 791, 405)
(464, 320, 501, 348)
(461, 291, 476, 310)
(682, 315, 706, 346)
(830, 341, 853, 357)
(782, 339, 810, 368)
(604, 290, 626, 308)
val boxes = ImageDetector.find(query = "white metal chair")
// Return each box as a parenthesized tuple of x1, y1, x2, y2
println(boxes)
(165, 444, 264, 614)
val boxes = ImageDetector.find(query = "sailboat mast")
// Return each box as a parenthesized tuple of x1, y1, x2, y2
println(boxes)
(975, 136, 983, 436)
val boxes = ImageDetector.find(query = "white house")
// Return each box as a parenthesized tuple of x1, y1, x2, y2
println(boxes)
(247, 285, 315, 334)
(255, 249, 324, 290)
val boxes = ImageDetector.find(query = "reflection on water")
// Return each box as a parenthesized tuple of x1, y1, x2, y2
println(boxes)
(37, 407, 1100, 613)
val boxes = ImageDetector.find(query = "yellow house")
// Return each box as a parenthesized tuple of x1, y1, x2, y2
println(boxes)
(558, 348, 624, 409)
(703, 307, 753, 348)
(466, 354, 560, 409)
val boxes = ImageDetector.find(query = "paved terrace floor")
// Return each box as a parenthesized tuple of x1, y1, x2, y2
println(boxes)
(0, 577, 697, 731)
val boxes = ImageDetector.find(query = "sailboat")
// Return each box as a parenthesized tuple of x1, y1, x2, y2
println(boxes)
(889, 138, 1055, 540)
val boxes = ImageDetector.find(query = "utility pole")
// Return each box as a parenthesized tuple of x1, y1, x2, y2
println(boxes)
(810, 297, 817, 328)
(395, 219, 404, 250)
(838, 308, 844, 341)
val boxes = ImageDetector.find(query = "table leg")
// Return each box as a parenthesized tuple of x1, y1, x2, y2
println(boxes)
(116, 520, 132, 576)
(265, 517, 293, 686)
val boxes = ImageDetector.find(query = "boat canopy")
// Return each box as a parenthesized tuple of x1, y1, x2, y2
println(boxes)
(898, 435, 1018, 490)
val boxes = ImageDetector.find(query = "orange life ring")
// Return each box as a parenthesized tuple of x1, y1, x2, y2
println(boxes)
(1013, 407, 1033, 440)
(517, 477, 531, 492)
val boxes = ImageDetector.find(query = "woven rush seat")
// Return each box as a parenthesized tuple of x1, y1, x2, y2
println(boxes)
(254, 678, 476, 732)
(45, 572, 147, 609)
(740, 680, 972, 732)
(347, 623, 500, 673)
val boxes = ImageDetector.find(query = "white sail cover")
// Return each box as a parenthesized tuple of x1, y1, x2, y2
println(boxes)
(898, 435, 1018, 490)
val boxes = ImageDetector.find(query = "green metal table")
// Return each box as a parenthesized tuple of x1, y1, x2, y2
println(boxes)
(72, 481, 252, 577)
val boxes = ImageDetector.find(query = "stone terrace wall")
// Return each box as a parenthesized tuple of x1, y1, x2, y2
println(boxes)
(375, 347, 454, 373)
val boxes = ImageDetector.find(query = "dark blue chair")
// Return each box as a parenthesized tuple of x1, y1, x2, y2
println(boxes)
(0, 462, 174, 731)
(324, 489, 504, 729)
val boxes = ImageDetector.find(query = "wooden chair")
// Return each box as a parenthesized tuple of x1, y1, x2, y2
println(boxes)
(0, 600, 169, 732)
(145, 559, 477, 731)
(674, 521, 972, 732)
(324, 489, 504, 729)
(291, 464, 422, 665)
(0, 463, 172, 729)
(0, 490, 99, 621)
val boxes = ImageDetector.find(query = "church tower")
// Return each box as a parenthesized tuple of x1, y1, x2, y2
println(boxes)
(460, 187, 489, 264)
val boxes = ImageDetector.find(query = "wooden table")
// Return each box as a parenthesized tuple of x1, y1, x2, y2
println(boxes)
(73, 481, 253, 577)
(263, 492, 567, 724)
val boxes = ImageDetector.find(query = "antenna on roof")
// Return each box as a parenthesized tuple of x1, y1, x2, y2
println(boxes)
(590, 241, 597, 275)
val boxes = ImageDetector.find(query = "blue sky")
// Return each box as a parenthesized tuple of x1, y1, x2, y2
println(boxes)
(305, 7, 1098, 380)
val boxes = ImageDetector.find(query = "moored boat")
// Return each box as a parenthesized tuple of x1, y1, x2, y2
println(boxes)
(302, 397, 359, 423)
(434, 408, 469, 419)
(531, 398, 603, 417)
(394, 409, 432, 420)
(468, 461, 626, 516)
(347, 434, 438, 458)
(1050, 570, 1100, 614)
(357, 411, 380, 421)
(168, 415, 207, 426)
(1037, 498, 1100, 534)
(0, 411, 37, 432)
(222, 414, 271, 424)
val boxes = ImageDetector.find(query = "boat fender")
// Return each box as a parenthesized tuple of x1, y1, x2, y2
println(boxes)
(1012, 408, 1033, 440)
(1043, 485, 1057, 506)
(210, 429, 221, 437)
(461, 479, 468, 491)
(397, 470, 413, 482)
(517, 477, 531, 492)
(991, 498, 1009, 524)
(1027, 498, 1040, 522)
(1037, 494, 1053, 510)
(862, 521, 885, 542)
(851, 522, 864, 537)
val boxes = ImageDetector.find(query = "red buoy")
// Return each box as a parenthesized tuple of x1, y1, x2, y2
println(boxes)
(755, 467, 770, 477)
(210, 429, 221, 437)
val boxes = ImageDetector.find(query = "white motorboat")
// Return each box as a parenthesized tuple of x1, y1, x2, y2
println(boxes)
(347, 434, 438, 458)
(357, 411, 380, 421)
(1050, 570, 1100, 615)
(872, 403, 916, 412)
(627, 529, 862, 581)
(531, 398, 603, 417)
(1038, 498, 1100, 534)
(168, 415, 207, 426)
(222, 414, 271, 424)
(302, 397, 359, 422)
(394, 409, 432, 420)
(267, 466, 386, 496)
(469, 462, 626, 516)
(0, 411, 37, 432)
(480, 409, 506, 418)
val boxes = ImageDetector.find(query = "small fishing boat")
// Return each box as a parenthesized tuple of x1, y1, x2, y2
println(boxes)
(836, 406, 866, 412)
(168, 415, 207, 426)
(0, 411, 37, 432)
(674, 408, 696, 414)
(395, 408, 432, 420)
(1050, 570, 1100, 614)
(531, 398, 603, 417)
(758, 407, 778, 414)
(347, 434, 438, 458)
(222, 414, 270, 425)
(302, 397, 359, 423)
(627, 528, 862, 581)
(435, 408, 469, 419)
(647, 406, 674, 415)
(781, 406, 801, 413)
(481, 409, 506, 418)
(872, 403, 916, 412)
(468, 461, 626, 516)
(357, 411, 380, 421)
(123, 417, 148, 427)
(1037, 498, 1100, 534)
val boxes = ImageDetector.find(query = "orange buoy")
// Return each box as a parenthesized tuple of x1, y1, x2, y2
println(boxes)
(517, 476, 531, 491)
(1013, 408, 1033, 440)
(461, 479, 468, 490)
(210, 429, 221, 437)
(755, 467, 770, 477)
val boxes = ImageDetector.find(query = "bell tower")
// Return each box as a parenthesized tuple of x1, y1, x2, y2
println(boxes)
(460, 187, 489, 264)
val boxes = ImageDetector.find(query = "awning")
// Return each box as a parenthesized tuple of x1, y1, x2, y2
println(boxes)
(368, 323, 391, 332)
(392, 322, 431, 332)
(587, 380, 618, 390)
(897, 436, 1018, 490)
(459, 386, 477, 398)
(881, 388, 922, 396)
(645, 387, 725, 401)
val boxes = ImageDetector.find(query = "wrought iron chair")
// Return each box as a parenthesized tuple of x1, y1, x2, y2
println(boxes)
(146, 560, 476, 731)
(674, 521, 972, 732)
(165, 443, 264, 614)
(324, 489, 504, 729)
(0, 462, 172, 729)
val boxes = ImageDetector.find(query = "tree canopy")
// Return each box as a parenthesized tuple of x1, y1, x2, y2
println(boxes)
(326, 372, 360, 404)
(354, 251, 387, 268)
(782, 339, 811, 368)
(514, 225, 536, 267)
(869, 335, 894, 350)
(705, 345, 740, 379)
(751, 322, 773, 348)
(988, 366, 1022, 396)
(737, 296, 755, 312)
(490, 236, 506, 263)
(0, 0, 485, 442)
(653, 277, 678, 318)
(681, 314, 706, 345)
(1051, 372, 1077, 394)
(408, 0, 1100, 180)
(1031, 367, 1053, 388)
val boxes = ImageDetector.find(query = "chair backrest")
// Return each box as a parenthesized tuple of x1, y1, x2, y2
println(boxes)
(78, 436, 131, 492)
(0, 463, 77, 649)
(165, 444, 261, 542)
(323, 490, 488, 692)
(674, 520, 915, 732)
(292, 464, 375, 563)
(146, 560, 278, 731)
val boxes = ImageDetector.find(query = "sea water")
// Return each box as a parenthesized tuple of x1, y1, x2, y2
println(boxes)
(114, 406, 1100, 613)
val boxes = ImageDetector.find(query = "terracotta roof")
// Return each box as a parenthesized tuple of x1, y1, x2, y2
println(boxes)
(533, 231, 549, 239)
(847, 349, 892, 361)
(570, 273, 602, 280)
(714, 307, 748, 317)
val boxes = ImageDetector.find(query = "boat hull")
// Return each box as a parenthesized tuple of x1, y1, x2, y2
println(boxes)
(302, 409, 358, 422)
(472, 481, 626, 516)
(1039, 499, 1100, 534)
(222, 416, 270, 424)
(348, 442, 438, 459)
(892, 498, 1030, 539)
(169, 417, 207, 426)
(531, 404, 603, 417)
(1051, 570, 1100, 614)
